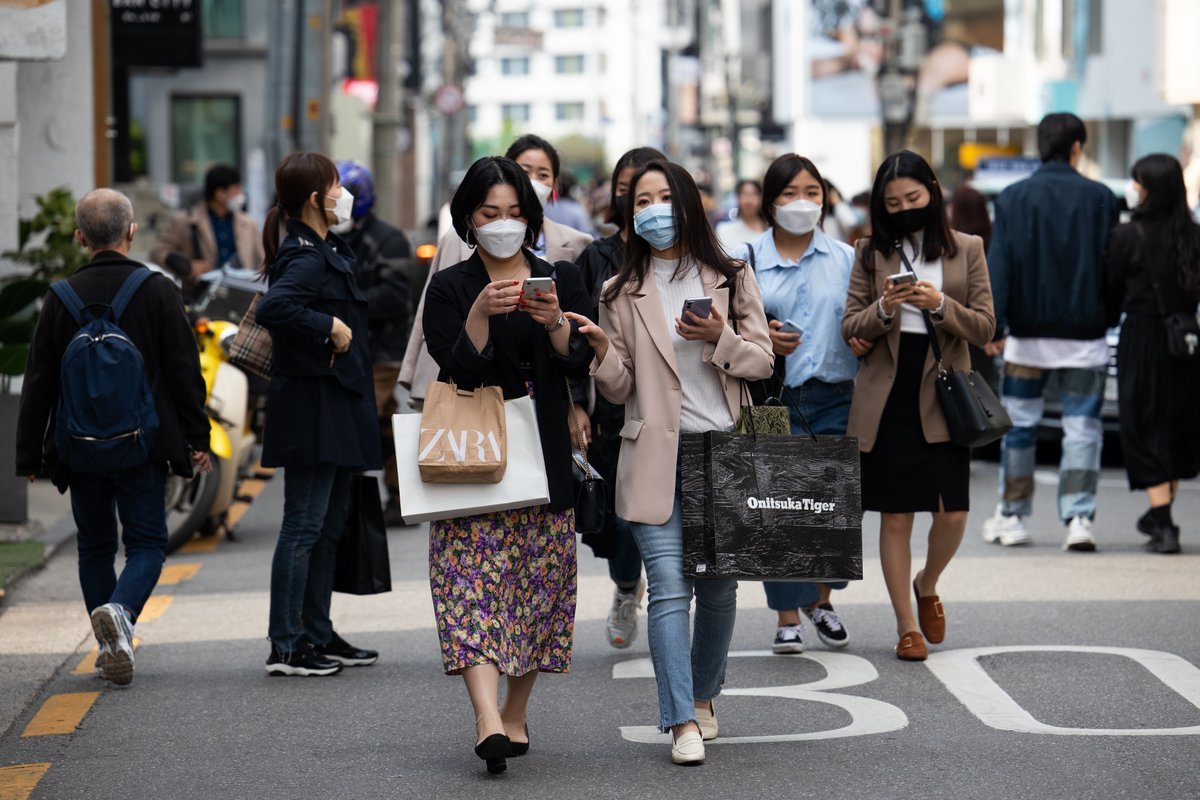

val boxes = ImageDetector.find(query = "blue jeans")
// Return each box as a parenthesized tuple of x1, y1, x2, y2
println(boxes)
(268, 463, 353, 651)
(999, 364, 1105, 521)
(764, 380, 853, 611)
(629, 477, 738, 732)
(607, 516, 642, 587)
(69, 462, 169, 622)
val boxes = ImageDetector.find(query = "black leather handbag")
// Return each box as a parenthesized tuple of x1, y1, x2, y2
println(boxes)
(566, 378, 608, 536)
(898, 246, 1012, 448)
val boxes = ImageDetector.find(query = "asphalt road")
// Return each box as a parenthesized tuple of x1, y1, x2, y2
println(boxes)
(1, 461, 1199, 800)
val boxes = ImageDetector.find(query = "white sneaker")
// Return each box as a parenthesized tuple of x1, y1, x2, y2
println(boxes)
(1064, 516, 1097, 552)
(94, 642, 111, 680)
(695, 701, 718, 741)
(670, 730, 705, 765)
(90, 603, 135, 686)
(772, 624, 805, 654)
(606, 579, 644, 649)
(981, 505, 1032, 546)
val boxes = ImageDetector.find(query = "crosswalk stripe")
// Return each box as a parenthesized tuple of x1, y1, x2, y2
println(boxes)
(72, 637, 141, 676)
(138, 596, 173, 623)
(237, 479, 269, 499)
(177, 535, 221, 554)
(0, 763, 51, 799)
(21, 693, 100, 737)
(157, 563, 202, 586)
(225, 501, 251, 530)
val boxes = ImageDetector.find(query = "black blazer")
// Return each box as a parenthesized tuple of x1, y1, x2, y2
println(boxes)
(16, 252, 209, 487)
(257, 220, 381, 470)
(423, 251, 593, 512)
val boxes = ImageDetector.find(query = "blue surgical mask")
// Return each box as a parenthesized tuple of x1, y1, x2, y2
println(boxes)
(633, 203, 678, 250)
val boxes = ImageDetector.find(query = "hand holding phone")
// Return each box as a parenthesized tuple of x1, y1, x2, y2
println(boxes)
(522, 277, 554, 295)
(681, 297, 713, 321)
(888, 271, 917, 286)
(778, 319, 803, 337)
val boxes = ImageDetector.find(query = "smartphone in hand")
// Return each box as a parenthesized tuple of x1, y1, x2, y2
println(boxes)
(522, 277, 554, 294)
(778, 319, 803, 337)
(682, 297, 713, 320)
(888, 271, 917, 286)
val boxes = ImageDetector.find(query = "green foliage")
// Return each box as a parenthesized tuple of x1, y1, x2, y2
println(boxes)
(0, 188, 87, 377)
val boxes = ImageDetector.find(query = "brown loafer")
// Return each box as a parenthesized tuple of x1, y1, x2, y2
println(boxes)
(895, 631, 928, 661)
(913, 578, 946, 644)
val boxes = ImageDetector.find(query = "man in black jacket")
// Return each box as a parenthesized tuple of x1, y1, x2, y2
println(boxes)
(982, 113, 1120, 552)
(16, 188, 210, 686)
(335, 161, 412, 525)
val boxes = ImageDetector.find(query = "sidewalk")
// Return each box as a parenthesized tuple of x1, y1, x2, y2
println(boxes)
(0, 480, 76, 594)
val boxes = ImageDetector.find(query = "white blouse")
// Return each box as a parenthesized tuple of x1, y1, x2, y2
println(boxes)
(897, 236, 944, 334)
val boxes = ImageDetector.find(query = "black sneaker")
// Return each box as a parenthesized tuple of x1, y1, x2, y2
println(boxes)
(265, 642, 343, 676)
(317, 632, 379, 666)
(803, 603, 850, 649)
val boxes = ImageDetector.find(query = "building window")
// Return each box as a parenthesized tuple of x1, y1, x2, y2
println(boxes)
(553, 8, 585, 28)
(554, 54, 584, 74)
(501, 57, 531, 76)
(170, 95, 241, 184)
(555, 102, 585, 121)
(499, 11, 530, 28)
(202, 0, 243, 40)
(502, 103, 531, 123)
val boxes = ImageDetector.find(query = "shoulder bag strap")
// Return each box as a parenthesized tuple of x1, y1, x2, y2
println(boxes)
(895, 241, 946, 370)
(1132, 224, 1172, 318)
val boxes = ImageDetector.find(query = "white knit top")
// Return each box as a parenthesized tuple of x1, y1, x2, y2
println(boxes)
(651, 256, 737, 434)
(898, 235, 944, 334)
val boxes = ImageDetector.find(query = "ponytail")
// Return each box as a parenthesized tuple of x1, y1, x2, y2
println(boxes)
(260, 205, 283, 273)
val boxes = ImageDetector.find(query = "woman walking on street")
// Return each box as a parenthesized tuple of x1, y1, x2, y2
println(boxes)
(842, 151, 995, 661)
(748, 154, 872, 656)
(574, 146, 666, 650)
(422, 156, 593, 774)
(257, 152, 382, 676)
(1105, 153, 1200, 554)
(567, 160, 774, 765)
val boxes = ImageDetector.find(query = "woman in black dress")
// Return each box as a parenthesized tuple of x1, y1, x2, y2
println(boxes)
(842, 151, 995, 661)
(1106, 153, 1200, 555)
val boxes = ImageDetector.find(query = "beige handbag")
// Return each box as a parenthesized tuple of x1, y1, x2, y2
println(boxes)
(417, 380, 507, 483)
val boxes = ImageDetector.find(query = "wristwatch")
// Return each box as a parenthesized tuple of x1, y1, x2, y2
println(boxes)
(544, 313, 566, 332)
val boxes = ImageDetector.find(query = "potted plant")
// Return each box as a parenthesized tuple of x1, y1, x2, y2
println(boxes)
(0, 187, 88, 524)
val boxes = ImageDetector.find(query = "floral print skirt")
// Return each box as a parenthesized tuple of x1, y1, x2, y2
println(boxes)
(429, 504, 576, 676)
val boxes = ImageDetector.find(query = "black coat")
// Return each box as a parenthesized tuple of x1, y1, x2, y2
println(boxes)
(257, 220, 381, 470)
(1105, 218, 1200, 325)
(342, 212, 413, 363)
(16, 252, 209, 487)
(422, 251, 593, 512)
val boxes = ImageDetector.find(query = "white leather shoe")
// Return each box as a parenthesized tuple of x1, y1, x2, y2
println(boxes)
(695, 701, 718, 741)
(670, 730, 705, 765)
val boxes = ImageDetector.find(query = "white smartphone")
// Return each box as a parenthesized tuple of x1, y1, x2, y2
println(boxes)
(682, 297, 713, 320)
(888, 271, 917, 286)
(522, 277, 554, 295)
(778, 319, 803, 337)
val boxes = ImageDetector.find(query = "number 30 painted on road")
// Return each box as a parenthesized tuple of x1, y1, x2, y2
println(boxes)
(614, 646, 1200, 742)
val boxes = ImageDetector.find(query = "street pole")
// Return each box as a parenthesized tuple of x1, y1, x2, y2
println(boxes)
(373, 0, 404, 226)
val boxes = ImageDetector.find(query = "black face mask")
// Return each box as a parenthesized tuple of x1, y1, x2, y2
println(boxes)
(889, 203, 933, 236)
(612, 193, 629, 223)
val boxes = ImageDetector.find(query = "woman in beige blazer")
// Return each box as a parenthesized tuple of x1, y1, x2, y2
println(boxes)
(400, 135, 593, 406)
(842, 151, 995, 662)
(568, 161, 774, 766)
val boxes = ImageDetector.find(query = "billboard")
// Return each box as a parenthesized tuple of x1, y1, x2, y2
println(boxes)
(808, 0, 1004, 120)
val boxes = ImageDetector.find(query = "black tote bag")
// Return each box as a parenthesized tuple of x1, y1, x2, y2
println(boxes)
(333, 475, 392, 595)
(680, 431, 863, 582)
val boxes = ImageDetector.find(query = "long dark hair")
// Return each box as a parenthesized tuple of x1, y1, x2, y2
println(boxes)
(1131, 153, 1200, 294)
(761, 154, 826, 229)
(505, 134, 560, 179)
(949, 184, 992, 250)
(449, 156, 544, 248)
(602, 160, 744, 318)
(867, 150, 958, 264)
(606, 146, 667, 226)
(261, 151, 339, 269)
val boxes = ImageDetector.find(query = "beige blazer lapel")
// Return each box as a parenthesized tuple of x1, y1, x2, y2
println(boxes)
(632, 277, 681, 380)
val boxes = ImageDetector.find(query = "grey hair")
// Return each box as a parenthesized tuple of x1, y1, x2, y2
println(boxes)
(75, 188, 134, 248)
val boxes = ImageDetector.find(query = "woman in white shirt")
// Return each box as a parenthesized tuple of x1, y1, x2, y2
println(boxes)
(566, 160, 774, 766)
(716, 179, 768, 252)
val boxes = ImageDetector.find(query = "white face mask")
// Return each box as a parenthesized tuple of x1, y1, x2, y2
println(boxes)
(330, 219, 354, 235)
(325, 189, 355, 226)
(226, 193, 247, 213)
(531, 180, 553, 207)
(474, 218, 527, 258)
(1124, 180, 1143, 211)
(774, 198, 822, 235)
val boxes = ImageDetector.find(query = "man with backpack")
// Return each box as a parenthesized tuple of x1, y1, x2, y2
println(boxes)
(16, 188, 211, 686)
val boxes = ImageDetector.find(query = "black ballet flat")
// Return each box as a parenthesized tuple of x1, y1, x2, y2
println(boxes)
(510, 725, 530, 757)
(474, 732, 511, 774)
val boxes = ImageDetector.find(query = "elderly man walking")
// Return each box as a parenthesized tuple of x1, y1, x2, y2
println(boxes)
(16, 189, 211, 685)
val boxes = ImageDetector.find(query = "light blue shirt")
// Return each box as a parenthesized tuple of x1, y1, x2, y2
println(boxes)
(747, 227, 859, 387)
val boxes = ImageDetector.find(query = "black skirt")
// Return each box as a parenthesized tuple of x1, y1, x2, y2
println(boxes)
(861, 333, 970, 513)
(1117, 313, 1200, 489)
